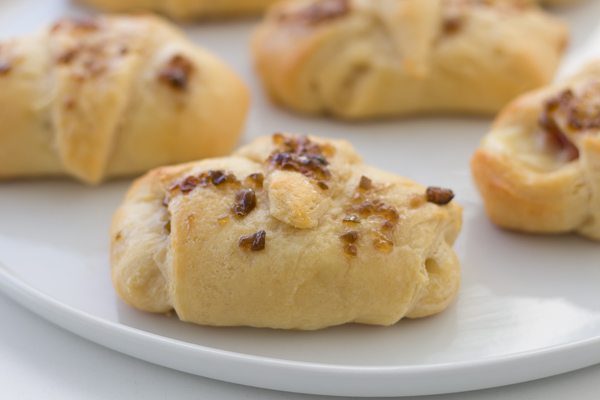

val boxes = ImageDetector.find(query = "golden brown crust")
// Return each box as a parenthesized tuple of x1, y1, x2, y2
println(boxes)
(0, 15, 249, 184)
(252, 0, 568, 119)
(81, 0, 280, 19)
(471, 61, 600, 240)
(111, 134, 463, 330)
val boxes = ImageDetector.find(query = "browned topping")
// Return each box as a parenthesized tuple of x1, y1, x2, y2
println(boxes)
(64, 97, 76, 110)
(239, 230, 266, 252)
(342, 176, 400, 254)
(317, 181, 329, 190)
(176, 175, 201, 194)
(358, 176, 373, 191)
(343, 214, 361, 224)
(57, 48, 78, 64)
(443, 15, 463, 35)
(0, 61, 11, 75)
(426, 187, 455, 205)
(232, 189, 257, 218)
(381, 220, 394, 230)
(169, 170, 239, 195)
(372, 232, 393, 254)
(278, 0, 350, 25)
(114, 231, 123, 241)
(217, 215, 230, 226)
(351, 199, 400, 223)
(344, 243, 358, 256)
(340, 230, 359, 243)
(268, 134, 332, 182)
(164, 220, 171, 234)
(51, 17, 100, 33)
(159, 54, 195, 91)
(245, 173, 264, 189)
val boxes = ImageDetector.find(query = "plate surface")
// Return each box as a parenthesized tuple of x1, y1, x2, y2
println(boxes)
(1, 0, 600, 397)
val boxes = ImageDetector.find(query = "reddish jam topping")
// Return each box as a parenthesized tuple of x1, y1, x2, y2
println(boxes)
(268, 134, 332, 182)
(169, 170, 239, 195)
(232, 189, 257, 217)
(239, 230, 266, 252)
(426, 187, 455, 205)
(158, 54, 195, 91)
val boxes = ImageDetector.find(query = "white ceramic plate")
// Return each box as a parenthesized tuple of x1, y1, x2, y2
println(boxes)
(1, 0, 600, 397)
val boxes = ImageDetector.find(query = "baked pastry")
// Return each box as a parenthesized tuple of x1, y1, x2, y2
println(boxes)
(0, 15, 249, 184)
(252, 0, 568, 119)
(81, 0, 280, 19)
(111, 133, 462, 330)
(471, 61, 600, 240)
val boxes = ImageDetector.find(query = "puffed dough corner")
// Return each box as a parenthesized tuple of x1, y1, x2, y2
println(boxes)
(0, 15, 249, 184)
(111, 134, 463, 330)
(252, 0, 568, 119)
(472, 61, 600, 241)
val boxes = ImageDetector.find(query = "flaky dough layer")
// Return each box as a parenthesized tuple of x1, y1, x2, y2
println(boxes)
(111, 134, 462, 330)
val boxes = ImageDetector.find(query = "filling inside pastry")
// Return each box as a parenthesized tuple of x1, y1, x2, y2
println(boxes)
(489, 80, 600, 172)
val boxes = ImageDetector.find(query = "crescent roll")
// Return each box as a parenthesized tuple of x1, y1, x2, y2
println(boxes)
(471, 61, 600, 240)
(252, 0, 568, 119)
(80, 0, 280, 19)
(0, 15, 249, 184)
(111, 133, 462, 330)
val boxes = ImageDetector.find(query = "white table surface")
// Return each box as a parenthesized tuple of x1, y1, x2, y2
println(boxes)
(2, 293, 599, 400)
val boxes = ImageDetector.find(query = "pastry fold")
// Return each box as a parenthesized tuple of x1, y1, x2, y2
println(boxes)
(111, 134, 462, 330)
(252, 0, 568, 119)
(0, 15, 249, 184)
(472, 61, 600, 240)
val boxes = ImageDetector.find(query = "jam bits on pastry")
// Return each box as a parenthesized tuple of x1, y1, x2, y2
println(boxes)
(239, 230, 267, 252)
(269, 134, 332, 180)
(269, 133, 334, 191)
(232, 189, 257, 217)
(342, 175, 400, 256)
(168, 170, 239, 195)
(426, 187, 455, 206)
(158, 54, 195, 91)
(245, 172, 264, 189)
(340, 231, 359, 256)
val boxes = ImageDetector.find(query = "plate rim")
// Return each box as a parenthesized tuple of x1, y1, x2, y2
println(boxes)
(2, 265, 599, 397)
